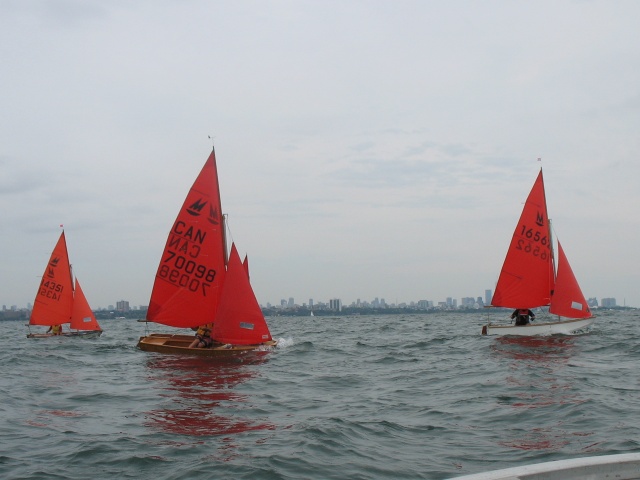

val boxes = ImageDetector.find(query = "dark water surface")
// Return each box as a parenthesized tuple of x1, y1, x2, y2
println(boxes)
(2, 310, 640, 479)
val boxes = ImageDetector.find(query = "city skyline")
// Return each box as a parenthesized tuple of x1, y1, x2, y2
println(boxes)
(265, 292, 623, 310)
(1, 289, 627, 313)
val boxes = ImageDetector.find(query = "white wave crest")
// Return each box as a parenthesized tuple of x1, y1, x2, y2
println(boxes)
(275, 337, 294, 349)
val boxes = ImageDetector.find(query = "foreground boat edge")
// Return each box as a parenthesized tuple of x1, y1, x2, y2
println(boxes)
(449, 452, 640, 480)
(137, 333, 277, 356)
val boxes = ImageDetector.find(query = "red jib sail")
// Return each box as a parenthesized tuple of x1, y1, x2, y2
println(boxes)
(29, 231, 74, 327)
(549, 241, 592, 319)
(146, 150, 227, 328)
(243, 254, 249, 280)
(212, 244, 273, 345)
(491, 170, 556, 309)
(70, 278, 102, 331)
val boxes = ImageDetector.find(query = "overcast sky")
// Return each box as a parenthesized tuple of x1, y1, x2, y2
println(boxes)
(2, 0, 639, 311)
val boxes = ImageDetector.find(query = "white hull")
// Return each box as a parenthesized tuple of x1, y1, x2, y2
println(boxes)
(482, 316, 595, 336)
(450, 452, 640, 479)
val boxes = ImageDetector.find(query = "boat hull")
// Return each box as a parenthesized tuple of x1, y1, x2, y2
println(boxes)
(137, 333, 277, 356)
(481, 317, 595, 336)
(449, 452, 640, 479)
(27, 330, 103, 339)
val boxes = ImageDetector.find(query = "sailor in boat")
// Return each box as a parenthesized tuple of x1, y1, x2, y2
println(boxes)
(46, 324, 63, 335)
(188, 323, 214, 348)
(510, 308, 535, 326)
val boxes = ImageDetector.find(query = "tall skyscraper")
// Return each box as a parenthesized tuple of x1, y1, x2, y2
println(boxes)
(329, 299, 342, 311)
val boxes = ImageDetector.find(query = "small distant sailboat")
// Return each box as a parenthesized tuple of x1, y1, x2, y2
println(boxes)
(482, 169, 595, 336)
(27, 231, 102, 338)
(137, 147, 276, 355)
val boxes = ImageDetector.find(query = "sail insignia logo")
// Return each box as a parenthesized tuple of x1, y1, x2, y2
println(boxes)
(46, 257, 59, 278)
(535, 211, 544, 227)
(187, 198, 208, 216)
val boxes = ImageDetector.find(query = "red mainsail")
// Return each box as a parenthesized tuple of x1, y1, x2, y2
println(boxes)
(549, 241, 591, 319)
(29, 231, 74, 327)
(146, 150, 227, 328)
(491, 170, 555, 309)
(70, 278, 102, 331)
(212, 244, 273, 345)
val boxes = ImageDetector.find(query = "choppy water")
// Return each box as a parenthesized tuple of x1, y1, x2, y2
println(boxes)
(2, 310, 640, 479)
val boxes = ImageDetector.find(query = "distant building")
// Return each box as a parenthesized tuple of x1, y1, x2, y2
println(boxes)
(601, 298, 617, 308)
(461, 297, 475, 308)
(485, 289, 492, 305)
(587, 298, 599, 308)
(329, 299, 342, 312)
(116, 300, 130, 313)
(417, 300, 433, 309)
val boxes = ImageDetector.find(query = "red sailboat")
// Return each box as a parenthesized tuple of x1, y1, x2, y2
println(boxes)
(27, 231, 102, 338)
(137, 148, 276, 355)
(483, 169, 595, 335)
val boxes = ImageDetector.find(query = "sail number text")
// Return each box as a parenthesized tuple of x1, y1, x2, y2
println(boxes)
(38, 279, 64, 300)
(158, 250, 216, 294)
(516, 224, 550, 260)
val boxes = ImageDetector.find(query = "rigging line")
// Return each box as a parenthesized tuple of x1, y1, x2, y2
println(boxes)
(224, 214, 235, 247)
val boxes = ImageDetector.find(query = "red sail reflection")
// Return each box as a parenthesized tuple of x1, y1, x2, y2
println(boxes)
(491, 336, 596, 451)
(491, 335, 576, 364)
(144, 353, 275, 437)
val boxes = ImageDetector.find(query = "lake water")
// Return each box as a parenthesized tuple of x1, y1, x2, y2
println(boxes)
(2, 310, 639, 479)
